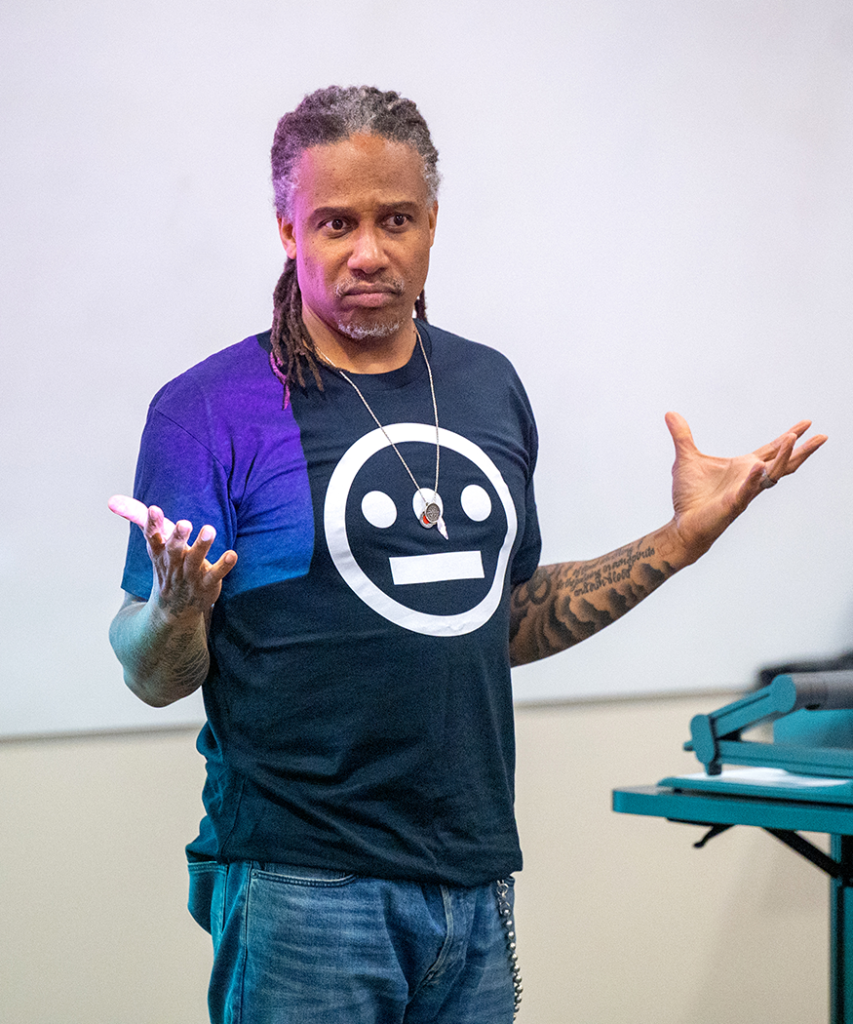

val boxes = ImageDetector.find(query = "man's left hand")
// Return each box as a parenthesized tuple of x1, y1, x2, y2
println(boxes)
(665, 411, 827, 566)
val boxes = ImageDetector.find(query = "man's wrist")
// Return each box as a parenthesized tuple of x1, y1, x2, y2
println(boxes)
(654, 519, 704, 572)
(149, 589, 208, 630)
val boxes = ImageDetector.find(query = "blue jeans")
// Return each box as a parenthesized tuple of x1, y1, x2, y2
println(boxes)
(188, 860, 517, 1023)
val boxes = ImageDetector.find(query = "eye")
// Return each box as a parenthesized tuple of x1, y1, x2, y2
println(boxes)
(362, 490, 397, 529)
(327, 217, 346, 232)
(386, 213, 409, 229)
(461, 485, 492, 522)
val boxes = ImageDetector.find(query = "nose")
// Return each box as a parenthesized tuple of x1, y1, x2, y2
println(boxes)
(348, 227, 386, 275)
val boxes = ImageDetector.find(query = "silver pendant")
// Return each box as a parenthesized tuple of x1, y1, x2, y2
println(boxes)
(421, 502, 441, 526)
(414, 490, 448, 539)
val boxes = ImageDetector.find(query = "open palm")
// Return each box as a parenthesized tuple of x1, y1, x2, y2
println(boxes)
(665, 412, 827, 563)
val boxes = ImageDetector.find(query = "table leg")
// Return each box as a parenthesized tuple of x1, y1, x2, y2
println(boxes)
(831, 835, 853, 1024)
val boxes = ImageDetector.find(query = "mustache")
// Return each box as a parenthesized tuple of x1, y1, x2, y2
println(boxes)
(335, 277, 405, 298)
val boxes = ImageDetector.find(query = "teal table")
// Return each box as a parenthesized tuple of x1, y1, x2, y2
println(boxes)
(613, 783, 853, 1023)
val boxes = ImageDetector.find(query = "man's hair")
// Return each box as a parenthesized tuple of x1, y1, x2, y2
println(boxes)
(268, 86, 440, 402)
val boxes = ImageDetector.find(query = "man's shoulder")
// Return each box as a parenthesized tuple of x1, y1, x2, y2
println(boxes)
(424, 322, 536, 431)
(423, 321, 520, 378)
(149, 333, 271, 411)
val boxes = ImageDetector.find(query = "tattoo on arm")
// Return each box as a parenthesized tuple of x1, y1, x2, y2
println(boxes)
(147, 622, 211, 700)
(110, 597, 211, 707)
(509, 541, 676, 665)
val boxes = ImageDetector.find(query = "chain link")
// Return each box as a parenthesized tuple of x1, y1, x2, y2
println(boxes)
(495, 878, 523, 1018)
(314, 328, 440, 506)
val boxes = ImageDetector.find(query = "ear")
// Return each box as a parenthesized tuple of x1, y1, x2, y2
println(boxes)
(277, 215, 298, 260)
(428, 201, 438, 247)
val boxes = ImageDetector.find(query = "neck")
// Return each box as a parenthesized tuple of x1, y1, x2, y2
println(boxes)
(301, 307, 418, 374)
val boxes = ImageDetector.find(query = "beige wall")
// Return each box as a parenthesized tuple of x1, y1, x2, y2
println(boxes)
(0, 694, 828, 1023)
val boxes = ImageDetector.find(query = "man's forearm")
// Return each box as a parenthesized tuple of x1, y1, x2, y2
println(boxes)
(109, 597, 210, 707)
(508, 523, 685, 667)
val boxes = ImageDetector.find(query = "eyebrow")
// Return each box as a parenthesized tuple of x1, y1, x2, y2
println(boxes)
(311, 201, 423, 220)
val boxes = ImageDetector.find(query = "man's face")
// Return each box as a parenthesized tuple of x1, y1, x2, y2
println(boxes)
(277, 134, 438, 350)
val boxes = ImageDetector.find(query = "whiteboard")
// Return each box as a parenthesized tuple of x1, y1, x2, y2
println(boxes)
(2, 0, 852, 737)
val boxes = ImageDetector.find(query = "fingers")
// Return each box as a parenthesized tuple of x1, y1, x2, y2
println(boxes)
(182, 524, 214, 569)
(166, 520, 238, 584)
(147, 505, 178, 547)
(194, 528, 238, 583)
(757, 427, 828, 479)
(784, 431, 828, 472)
(664, 411, 697, 454)
(737, 456, 788, 509)
(110, 496, 235, 573)
(183, 524, 231, 574)
(763, 431, 796, 483)
(743, 461, 772, 497)
(108, 495, 149, 529)
(753, 421, 811, 461)
(747, 423, 827, 496)
(110, 496, 237, 618)
(666, 413, 827, 481)
(210, 548, 239, 581)
(107, 496, 179, 543)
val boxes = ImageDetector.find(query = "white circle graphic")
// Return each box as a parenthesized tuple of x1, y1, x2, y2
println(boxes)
(362, 490, 397, 529)
(324, 423, 518, 637)
(461, 484, 492, 522)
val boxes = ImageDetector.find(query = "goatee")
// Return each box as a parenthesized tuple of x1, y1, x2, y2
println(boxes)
(334, 313, 409, 341)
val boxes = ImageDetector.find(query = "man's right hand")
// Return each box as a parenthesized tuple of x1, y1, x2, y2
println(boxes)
(109, 495, 238, 623)
(109, 495, 238, 706)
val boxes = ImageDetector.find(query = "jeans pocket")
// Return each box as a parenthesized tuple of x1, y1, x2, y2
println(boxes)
(253, 862, 359, 888)
(188, 860, 227, 935)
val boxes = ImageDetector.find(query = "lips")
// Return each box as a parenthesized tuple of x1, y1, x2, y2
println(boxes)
(336, 279, 404, 305)
(345, 284, 397, 295)
(342, 287, 399, 308)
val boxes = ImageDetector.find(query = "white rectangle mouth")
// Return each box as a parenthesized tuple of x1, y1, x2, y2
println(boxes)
(389, 551, 485, 586)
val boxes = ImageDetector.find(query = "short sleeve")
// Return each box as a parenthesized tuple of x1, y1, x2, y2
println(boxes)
(120, 405, 235, 600)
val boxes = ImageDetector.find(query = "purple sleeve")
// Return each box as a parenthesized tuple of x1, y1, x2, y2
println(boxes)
(120, 406, 235, 600)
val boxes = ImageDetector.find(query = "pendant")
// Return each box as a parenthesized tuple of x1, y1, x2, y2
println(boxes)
(421, 502, 441, 526)
(414, 490, 448, 539)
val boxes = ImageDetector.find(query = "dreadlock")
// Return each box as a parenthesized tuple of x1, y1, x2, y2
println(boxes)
(269, 86, 440, 402)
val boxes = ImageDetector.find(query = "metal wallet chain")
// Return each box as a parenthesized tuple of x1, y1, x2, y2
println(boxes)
(495, 878, 523, 1018)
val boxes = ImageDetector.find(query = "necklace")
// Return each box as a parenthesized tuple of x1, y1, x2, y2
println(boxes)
(315, 328, 448, 539)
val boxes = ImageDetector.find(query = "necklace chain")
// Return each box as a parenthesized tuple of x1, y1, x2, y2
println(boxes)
(315, 328, 442, 526)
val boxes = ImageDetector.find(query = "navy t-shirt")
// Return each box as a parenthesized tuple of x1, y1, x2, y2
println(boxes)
(122, 321, 541, 886)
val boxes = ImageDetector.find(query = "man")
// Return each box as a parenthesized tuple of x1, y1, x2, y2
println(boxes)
(109, 86, 825, 1024)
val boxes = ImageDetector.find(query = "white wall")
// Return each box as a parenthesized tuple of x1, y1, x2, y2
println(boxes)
(0, 695, 829, 1023)
(2, 0, 853, 735)
(0, 4, 846, 1018)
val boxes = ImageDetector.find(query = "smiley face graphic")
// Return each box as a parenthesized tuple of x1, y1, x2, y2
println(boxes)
(324, 423, 518, 636)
